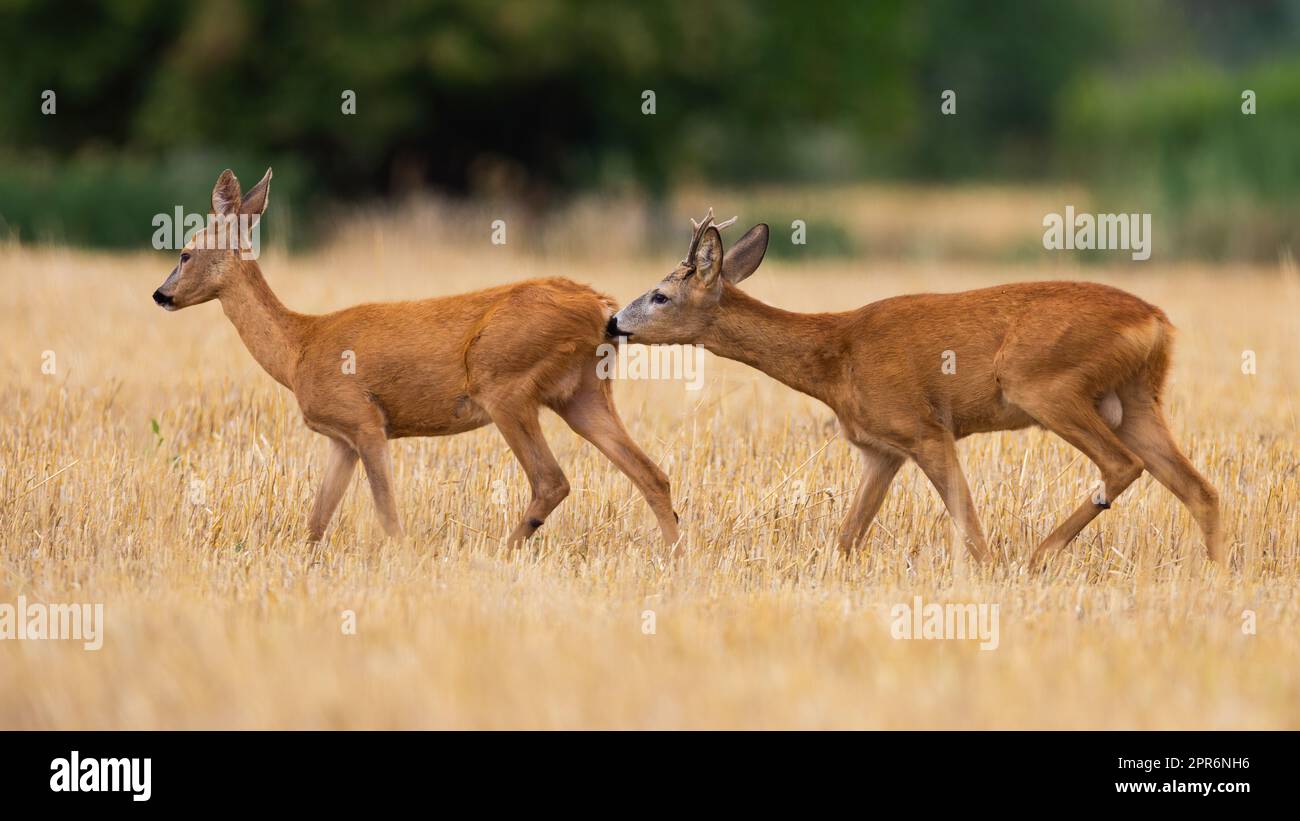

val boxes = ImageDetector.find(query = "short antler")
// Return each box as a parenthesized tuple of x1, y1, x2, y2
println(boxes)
(686, 208, 738, 265)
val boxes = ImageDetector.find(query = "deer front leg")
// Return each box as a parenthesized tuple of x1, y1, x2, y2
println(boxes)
(356, 431, 403, 538)
(307, 437, 359, 541)
(837, 445, 904, 554)
(490, 405, 570, 546)
(910, 431, 990, 561)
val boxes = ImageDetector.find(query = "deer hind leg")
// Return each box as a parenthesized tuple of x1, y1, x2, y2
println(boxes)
(1115, 393, 1223, 563)
(910, 430, 990, 561)
(1018, 394, 1145, 567)
(489, 404, 570, 546)
(307, 437, 359, 541)
(555, 382, 680, 549)
(838, 445, 904, 554)
(356, 430, 403, 538)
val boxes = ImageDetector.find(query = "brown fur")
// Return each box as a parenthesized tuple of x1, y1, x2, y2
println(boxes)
(154, 169, 679, 547)
(612, 215, 1222, 567)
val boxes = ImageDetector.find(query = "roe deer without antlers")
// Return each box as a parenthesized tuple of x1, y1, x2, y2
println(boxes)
(608, 210, 1223, 567)
(152, 168, 679, 548)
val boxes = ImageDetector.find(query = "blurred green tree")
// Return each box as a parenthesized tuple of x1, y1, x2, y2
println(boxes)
(0, 0, 1297, 257)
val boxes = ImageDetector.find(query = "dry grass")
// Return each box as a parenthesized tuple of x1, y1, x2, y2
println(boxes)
(2, 193, 1299, 728)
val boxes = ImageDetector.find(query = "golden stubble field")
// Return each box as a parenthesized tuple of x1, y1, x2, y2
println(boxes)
(2, 192, 1298, 728)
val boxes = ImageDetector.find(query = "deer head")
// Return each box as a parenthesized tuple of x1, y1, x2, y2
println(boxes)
(608, 209, 769, 344)
(152, 168, 272, 310)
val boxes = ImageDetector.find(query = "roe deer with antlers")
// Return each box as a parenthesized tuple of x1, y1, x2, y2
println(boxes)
(608, 210, 1222, 567)
(152, 168, 679, 547)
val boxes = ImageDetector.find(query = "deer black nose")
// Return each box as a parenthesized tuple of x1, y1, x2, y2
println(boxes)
(606, 315, 625, 338)
(152, 289, 173, 307)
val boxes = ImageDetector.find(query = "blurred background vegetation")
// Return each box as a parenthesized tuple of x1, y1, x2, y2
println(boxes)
(0, 0, 1297, 260)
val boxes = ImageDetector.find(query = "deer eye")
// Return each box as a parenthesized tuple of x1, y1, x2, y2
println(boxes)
(180, 252, 191, 263)
(651, 292, 669, 305)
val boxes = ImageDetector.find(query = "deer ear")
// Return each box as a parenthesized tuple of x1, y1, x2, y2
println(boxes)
(211, 169, 242, 217)
(694, 226, 724, 286)
(723, 223, 769, 285)
(240, 168, 272, 218)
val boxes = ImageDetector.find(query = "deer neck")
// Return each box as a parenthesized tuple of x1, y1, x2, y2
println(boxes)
(700, 285, 845, 407)
(218, 260, 304, 389)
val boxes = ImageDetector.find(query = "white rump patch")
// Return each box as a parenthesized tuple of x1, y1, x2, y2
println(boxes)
(1098, 391, 1123, 428)
(599, 297, 617, 322)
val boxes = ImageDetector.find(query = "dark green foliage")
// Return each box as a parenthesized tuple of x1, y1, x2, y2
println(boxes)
(0, 0, 1297, 258)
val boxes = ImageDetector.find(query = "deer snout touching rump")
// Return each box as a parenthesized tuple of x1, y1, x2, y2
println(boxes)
(153, 168, 680, 550)
(615, 209, 1223, 568)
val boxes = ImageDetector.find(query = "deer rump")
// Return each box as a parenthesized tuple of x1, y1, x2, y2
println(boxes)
(459, 278, 617, 418)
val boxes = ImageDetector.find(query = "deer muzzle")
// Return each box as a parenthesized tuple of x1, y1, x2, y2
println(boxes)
(606, 314, 628, 338)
